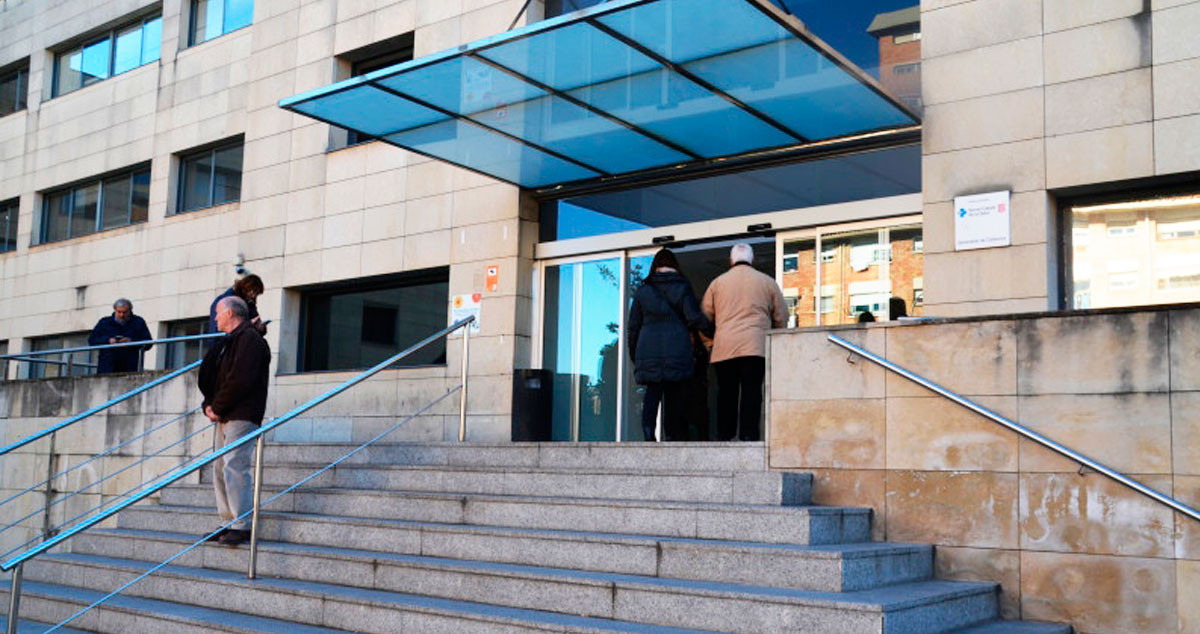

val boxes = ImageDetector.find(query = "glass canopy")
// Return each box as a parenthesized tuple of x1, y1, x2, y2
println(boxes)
(280, 0, 919, 190)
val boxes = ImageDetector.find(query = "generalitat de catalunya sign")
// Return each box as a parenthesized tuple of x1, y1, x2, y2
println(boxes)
(954, 190, 1011, 251)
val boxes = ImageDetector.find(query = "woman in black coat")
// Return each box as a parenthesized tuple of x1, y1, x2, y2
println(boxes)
(627, 249, 714, 441)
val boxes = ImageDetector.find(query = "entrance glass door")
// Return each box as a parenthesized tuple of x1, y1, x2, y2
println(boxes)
(541, 256, 623, 441)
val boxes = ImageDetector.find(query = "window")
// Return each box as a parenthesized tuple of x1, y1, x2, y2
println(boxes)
(300, 269, 449, 372)
(53, 14, 161, 97)
(1, 199, 17, 253)
(893, 62, 919, 76)
(893, 32, 921, 44)
(336, 35, 414, 146)
(39, 165, 150, 244)
(27, 332, 95, 379)
(0, 340, 8, 379)
(0, 62, 28, 116)
(178, 140, 243, 212)
(1067, 192, 1200, 309)
(189, 0, 253, 46)
(162, 317, 209, 369)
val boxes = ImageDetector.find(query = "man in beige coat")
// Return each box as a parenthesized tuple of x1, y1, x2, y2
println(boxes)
(701, 243, 787, 441)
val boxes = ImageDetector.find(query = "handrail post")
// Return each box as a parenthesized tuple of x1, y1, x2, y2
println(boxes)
(40, 432, 57, 540)
(458, 323, 470, 442)
(65, 352, 73, 377)
(247, 434, 266, 580)
(5, 563, 22, 634)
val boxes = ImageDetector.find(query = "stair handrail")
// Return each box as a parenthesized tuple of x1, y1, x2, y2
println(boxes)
(0, 331, 227, 377)
(0, 326, 270, 457)
(2, 316, 474, 633)
(827, 333, 1200, 523)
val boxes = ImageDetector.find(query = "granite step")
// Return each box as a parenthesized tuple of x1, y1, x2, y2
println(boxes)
(3, 618, 88, 634)
(0, 580, 350, 634)
(23, 553, 1001, 634)
(946, 621, 1073, 633)
(73, 526, 933, 594)
(197, 462, 811, 506)
(257, 441, 768, 473)
(115, 505, 922, 589)
(159, 484, 868, 545)
(3, 576, 709, 634)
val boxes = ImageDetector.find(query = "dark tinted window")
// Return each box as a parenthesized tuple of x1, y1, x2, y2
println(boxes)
(0, 63, 28, 116)
(178, 140, 243, 212)
(539, 144, 921, 242)
(40, 165, 151, 244)
(0, 199, 17, 253)
(301, 269, 449, 372)
(163, 317, 209, 369)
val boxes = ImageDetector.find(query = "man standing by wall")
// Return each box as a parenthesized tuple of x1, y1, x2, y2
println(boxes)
(702, 244, 787, 441)
(87, 298, 153, 374)
(199, 296, 271, 546)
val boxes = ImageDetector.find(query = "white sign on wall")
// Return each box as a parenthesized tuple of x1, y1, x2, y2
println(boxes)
(954, 190, 1011, 251)
(450, 293, 482, 335)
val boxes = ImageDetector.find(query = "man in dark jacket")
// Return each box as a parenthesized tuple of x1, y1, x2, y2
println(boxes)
(87, 299, 153, 374)
(199, 295, 271, 546)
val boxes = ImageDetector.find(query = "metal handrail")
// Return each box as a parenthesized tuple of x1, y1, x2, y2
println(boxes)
(827, 333, 1200, 523)
(0, 332, 224, 360)
(2, 315, 473, 572)
(0, 360, 202, 458)
(0, 405, 203, 519)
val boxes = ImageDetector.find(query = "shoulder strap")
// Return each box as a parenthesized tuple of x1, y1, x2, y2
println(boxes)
(646, 281, 689, 325)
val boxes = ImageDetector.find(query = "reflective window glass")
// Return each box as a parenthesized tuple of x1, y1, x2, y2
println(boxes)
(53, 14, 162, 97)
(142, 17, 163, 64)
(131, 170, 150, 223)
(1069, 193, 1200, 309)
(71, 183, 100, 238)
(190, 0, 253, 45)
(0, 199, 17, 253)
(57, 48, 84, 95)
(40, 166, 150, 244)
(539, 144, 920, 242)
(113, 23, 144, 75)
(179, 140, 242, 212)
(225, 0, 254, 33)
(43, 191, 72, 243)
(101, 175, 132, 230)
(80, 39, 111, 85)
(301, 269, 449, 372)
(212, 144, 243, 205)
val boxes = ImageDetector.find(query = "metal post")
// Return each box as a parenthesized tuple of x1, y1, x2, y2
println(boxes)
(65, 352, 73, 377)
(457, 324, 471, 442)
(5, 563, 22, 634)
(247, 434, 266, 580)
(41, 432, 57, 540)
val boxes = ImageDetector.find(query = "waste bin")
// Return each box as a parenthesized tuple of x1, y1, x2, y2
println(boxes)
(511, 369, 552, 441)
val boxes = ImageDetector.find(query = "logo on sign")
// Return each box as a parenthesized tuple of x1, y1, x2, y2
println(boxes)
(998, 203, 1007, 213)
(958, 208, 967, 218)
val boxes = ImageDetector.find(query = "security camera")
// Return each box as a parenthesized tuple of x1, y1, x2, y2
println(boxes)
(234, 264, 247, 275)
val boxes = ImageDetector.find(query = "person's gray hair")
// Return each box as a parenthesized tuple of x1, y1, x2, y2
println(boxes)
(113, 298, 132, 310)
(730, 243, 754, 265)
(218, 295, 249, 319)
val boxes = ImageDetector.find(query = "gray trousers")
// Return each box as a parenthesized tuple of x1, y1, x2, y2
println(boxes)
(213, 420, 257, 530)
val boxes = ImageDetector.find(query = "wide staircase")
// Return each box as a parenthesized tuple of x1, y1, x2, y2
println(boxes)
(12, 442, 1070, 633)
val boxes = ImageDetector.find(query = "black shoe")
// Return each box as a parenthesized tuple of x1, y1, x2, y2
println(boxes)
(218, 529, 251, 546)
(204, 527, 229, 542)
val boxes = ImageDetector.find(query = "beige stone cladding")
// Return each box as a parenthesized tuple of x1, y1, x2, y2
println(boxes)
(920, 0, 1200, 316)
(768, 306, 1200, 633)
(0, 0, 545, 440)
